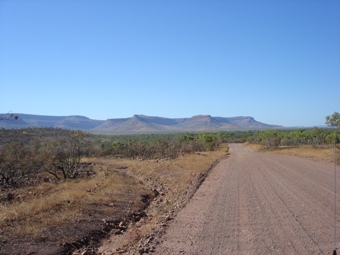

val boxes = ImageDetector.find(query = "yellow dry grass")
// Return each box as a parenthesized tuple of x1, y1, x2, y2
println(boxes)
(98, 144, 229, 253)
(246, 143, 339, 164)
(246, 143, 265, 152)
(0, 163, 148, 237)
(0, 144, 228, 242)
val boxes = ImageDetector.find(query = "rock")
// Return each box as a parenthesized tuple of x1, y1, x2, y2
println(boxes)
(119, 221, 124, 228)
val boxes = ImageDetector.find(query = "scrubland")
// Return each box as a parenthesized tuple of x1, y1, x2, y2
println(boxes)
(1, 127, 339, 254)
(0, 136, 228, 254)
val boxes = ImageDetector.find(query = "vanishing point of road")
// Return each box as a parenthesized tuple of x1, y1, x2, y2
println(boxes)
(155, 144, 338, 254)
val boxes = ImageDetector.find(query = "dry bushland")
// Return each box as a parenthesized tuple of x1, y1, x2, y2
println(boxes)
(0, 144, 228, 255)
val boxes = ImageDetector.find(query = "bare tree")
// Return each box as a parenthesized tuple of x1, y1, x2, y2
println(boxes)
(46, 131, 89, 180)
(0, 141, 42, 187)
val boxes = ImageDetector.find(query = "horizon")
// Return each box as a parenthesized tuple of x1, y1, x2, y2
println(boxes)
(2, 112, 332, 128)
(2, 112, 334, 127)
(1, 1, 339, 127)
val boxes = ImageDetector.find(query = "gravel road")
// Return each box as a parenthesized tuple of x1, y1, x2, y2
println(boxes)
(154, 144, 338, 254)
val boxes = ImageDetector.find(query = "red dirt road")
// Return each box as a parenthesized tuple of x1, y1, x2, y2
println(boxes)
(154, 144, 338, 254)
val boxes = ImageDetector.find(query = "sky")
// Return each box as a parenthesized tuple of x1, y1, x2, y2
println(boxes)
(1, 0, 339, 127)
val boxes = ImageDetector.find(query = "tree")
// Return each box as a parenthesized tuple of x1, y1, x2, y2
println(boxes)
(304, 127, 327, 146)
(46, 131, 89, 180)
(259, 129, 282, 148)
(0, 113, 18, 121)
(326, 112, 340, 129)
(0, 141, 43, 187)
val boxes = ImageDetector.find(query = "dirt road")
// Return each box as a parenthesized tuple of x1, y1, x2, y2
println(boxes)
(154, 144, 338, 254)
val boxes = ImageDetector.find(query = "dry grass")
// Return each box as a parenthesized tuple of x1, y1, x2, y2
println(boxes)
(246, 143, 265, 152)
(0, 163, 148, 238)
(0, 144, 229, 254)
(98, 144, 229, 253)
(246, 143, 339, 164)
(91, 143, 228, 197)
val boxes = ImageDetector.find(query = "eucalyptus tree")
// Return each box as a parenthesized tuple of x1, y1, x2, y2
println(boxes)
(326, 112, 340, 129)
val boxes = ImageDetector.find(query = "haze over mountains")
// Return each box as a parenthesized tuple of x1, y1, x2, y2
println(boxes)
(0, 114, 281, 133)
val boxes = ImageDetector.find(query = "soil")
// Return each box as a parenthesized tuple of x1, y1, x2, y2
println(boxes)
(0, 163, 153, 255)
(2, 144, 338, 254)
(152, 144, 339, 254)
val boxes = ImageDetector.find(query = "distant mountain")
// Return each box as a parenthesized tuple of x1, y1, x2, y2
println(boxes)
(98, 115, 181, 132)
(90, 114, 281, 133)
(0, 114, 104, 130)
(0, 113, 281, 133)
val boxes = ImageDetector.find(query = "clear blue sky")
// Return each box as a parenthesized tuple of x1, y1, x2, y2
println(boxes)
(1, 0, 339, 127)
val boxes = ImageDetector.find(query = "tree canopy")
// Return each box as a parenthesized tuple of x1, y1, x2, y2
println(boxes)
(325, 112, 340, 129)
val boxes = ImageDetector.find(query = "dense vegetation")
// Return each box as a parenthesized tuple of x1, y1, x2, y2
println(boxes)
(0, 125, 339, 188)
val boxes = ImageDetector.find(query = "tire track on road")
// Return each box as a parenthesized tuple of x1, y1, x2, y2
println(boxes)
(154, 144, 337, 254)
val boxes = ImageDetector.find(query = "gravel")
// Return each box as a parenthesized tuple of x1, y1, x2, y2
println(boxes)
(154, 144, 338, 254)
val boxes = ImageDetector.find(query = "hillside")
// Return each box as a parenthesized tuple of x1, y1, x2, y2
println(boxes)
(91, 114, 281, 133)
(0, 114, 104, 130)
(0, 113, 281, 133)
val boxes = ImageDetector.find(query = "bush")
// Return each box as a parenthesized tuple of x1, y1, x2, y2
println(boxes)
(0, 129, 92, 187)
(0, 140, 43, 187)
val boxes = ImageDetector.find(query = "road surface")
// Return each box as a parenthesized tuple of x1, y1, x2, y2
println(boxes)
(154, 144, 338, 254)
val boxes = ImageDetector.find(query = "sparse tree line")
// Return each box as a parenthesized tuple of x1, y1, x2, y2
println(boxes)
(97, 132, 223, 159)
(245, 112, 340, 148)
(247, 128, 340, 148)
(2, 126, 336, 187)
(0, 128, 223, 188)
(1, 111, 338, 188)
(1, 126, 338, 188)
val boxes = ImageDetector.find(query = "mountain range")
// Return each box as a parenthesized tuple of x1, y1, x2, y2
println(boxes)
(0, 114, 281, 133)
